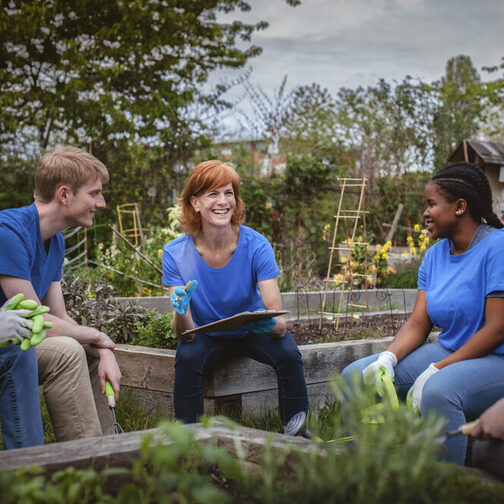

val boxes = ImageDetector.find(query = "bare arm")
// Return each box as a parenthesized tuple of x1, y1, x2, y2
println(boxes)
(169, 285, 196, 342)
(386, 290, 433, 361)
(0, 276, 114, 349)
(435, 297, 504, 370)
(258, 278, 286, 338)
(0, 275, 121, 398)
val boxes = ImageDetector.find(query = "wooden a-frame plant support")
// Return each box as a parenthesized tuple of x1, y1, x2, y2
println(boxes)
(319, 177, 369, 330)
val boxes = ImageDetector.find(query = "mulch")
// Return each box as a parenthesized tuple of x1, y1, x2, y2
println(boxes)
(286, 313, 410, 346)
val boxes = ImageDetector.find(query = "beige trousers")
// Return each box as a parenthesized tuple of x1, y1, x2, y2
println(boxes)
(36, 336, 113, 441)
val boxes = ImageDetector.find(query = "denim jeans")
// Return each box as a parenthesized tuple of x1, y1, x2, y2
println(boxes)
(174, 330, 309, 425)
(0, 345, 44, 449)
(341, 342, 504, 465)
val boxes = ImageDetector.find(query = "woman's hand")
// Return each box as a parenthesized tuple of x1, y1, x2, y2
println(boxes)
(171, 280, 198, 315)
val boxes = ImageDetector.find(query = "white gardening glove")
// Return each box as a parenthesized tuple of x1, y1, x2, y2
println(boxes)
(363, 351, 397, 382)
(0, 296, 33, 343)
(407, 363, 439, 411)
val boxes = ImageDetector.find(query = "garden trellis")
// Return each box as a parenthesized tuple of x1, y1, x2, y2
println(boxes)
(320, 177, 369, 330)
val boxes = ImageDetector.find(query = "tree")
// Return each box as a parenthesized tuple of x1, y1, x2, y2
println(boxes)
(427, 55, 489, 170)
(335, 77, 427, 191)
(0, 0, 299, 157)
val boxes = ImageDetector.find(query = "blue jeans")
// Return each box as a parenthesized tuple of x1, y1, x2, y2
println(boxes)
(341, 342, 504, 465)
(174, 330, 309, 425)
(0, 345, 44, 449)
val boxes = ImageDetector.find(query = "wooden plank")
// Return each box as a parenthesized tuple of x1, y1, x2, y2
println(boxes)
(0, 423, 316, 476)
(115, 344, 175, 392)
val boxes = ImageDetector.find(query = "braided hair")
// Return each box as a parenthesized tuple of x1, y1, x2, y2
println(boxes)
(431, 162, 504, 229)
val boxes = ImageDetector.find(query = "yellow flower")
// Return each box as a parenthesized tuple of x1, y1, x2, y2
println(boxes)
(381, 252, 388, 259)
(376, 244, 381, 253)
(374, 254, 380, 261)
(414, 224, 420, 232)
(401, 252, 409, 258)
(341, 256, 347, 263)
(157, 249, 163, 259)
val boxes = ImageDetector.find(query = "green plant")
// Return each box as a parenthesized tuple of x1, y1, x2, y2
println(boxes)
(95, 213, 182, 297)
(132, 313, 177, 350)
(62, 276, 153, 344)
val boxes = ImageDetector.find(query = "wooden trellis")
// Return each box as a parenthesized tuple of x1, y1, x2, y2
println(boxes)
(320, 177, 369, 330)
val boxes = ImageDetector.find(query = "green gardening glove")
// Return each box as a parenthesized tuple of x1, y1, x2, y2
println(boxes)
(0, 294, 52, 350)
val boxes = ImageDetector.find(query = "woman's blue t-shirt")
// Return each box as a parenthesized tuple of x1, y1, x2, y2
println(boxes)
(418, 228, 504, 356)
(162, 225, 280, 339)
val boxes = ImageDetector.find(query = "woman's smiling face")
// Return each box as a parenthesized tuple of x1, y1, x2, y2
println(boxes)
(190, 183, 236, 228)
(423, 182, 458, 240)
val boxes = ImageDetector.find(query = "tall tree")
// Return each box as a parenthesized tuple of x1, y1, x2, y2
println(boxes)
(428, 55, 488, 170)
(0, 0, 299, 157)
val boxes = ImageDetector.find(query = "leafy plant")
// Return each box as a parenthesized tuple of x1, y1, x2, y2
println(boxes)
(132, 313, 177, 350)
(62, 275, 153, 344)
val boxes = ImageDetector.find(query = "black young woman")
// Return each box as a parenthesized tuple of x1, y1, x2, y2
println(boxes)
(162, 160, 309, 426)
(342, 162, 504, 465)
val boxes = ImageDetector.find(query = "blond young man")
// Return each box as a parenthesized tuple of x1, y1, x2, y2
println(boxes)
(0, 146, 121, 442)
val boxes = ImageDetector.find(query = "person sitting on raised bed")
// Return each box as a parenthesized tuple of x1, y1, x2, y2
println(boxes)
(162, 160, 308, 426)
(0, 146, 121, 445)
(342, 162, 504, 465)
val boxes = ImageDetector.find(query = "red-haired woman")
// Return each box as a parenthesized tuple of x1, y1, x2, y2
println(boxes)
(162, 160, 308, 424)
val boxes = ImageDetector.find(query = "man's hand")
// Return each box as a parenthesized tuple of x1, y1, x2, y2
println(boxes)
(0, 295, 33, 342)
(93, 330, 115, 350)
(470, 398, 504, 440)
(97, 348, 122, 401)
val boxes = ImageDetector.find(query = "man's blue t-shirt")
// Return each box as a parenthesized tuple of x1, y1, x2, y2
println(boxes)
(418, 228, 504, 356)
(0, 203, 65, 305)
(162, 225, 280, 339)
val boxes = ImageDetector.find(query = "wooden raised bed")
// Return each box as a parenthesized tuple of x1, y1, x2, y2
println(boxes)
(116, 336, 400, 418)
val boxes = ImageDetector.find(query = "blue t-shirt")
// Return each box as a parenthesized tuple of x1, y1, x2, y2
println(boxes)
(0, 203, 65, 305)
(418, 228, 504, 356)
(162, 225, 281, 338)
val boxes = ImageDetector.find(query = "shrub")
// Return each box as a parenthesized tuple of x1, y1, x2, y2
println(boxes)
(132, 312, 177, 350)
(62, 275, 176, 348)
(62, 276, 153, 344)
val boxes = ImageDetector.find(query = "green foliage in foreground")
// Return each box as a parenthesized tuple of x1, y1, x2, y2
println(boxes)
(2, 377, 502, 503)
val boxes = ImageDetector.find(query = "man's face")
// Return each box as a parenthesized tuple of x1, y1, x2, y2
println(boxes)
(66, 178, 106, 227)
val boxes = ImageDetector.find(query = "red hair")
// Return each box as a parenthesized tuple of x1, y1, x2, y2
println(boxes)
(178, 160, 245, 236)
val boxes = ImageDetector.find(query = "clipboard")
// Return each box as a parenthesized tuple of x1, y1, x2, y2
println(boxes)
(182, 310, 288, 336)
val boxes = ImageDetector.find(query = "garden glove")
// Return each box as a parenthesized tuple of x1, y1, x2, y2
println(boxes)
(245, 308, 276, 335)
(0, 294, 51, 349)
(406, 363, 439, 411)
(363, 350, 397, 382)
(0, 294, 33, 343)
(171, 280, 199, 315)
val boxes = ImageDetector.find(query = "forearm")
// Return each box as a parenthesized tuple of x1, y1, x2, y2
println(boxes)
(44, 313, 114, 350)
(387, 319, 432, 362)
(435, 327, 504, 369)
(172, 310, 195, 339)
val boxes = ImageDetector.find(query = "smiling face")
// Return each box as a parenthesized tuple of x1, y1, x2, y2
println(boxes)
(423, 182, 460, 240)
(65, 177, 106, 227)
(190, 183, 236, 229)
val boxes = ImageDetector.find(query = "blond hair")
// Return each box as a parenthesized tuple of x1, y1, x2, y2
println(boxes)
(34, 146, 109, 202)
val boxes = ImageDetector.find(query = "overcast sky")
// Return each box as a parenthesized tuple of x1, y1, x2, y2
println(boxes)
(211, 0, 504, 135)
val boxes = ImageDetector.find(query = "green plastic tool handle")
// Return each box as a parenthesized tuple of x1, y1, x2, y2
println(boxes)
(105, 380, 116, 408)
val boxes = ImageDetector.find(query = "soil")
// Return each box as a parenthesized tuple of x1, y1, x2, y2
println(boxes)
(286, 313, 410, 346)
